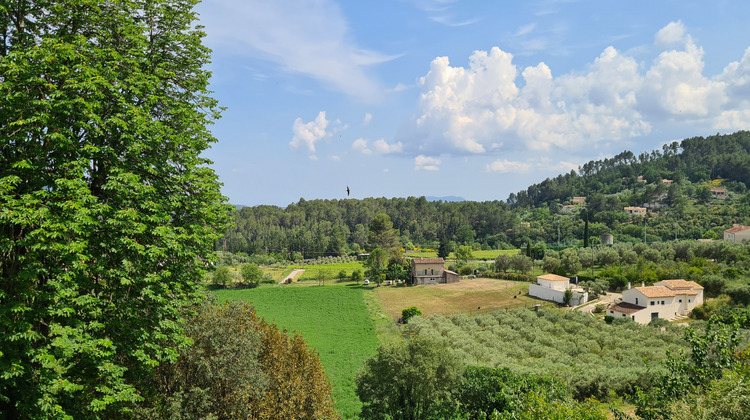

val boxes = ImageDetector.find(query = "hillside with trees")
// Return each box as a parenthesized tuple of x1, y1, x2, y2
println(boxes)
(221, 131, 750, 257)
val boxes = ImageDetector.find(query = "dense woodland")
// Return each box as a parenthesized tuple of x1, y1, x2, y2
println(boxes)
(221, 131, 750, 258)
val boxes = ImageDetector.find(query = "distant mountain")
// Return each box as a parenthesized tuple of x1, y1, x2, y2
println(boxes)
(425, 196, 465, 202)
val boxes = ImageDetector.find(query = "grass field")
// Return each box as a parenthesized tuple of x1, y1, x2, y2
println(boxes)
(212, 284, 378, 419)
(284, 261, 365, 281)
(374, 278, 555, 320)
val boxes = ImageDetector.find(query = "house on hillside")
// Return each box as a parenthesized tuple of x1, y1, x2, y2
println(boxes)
(724, 224, 750, 242)
(624, 206, 647, 215)
(572, 196, 586, 205)
(661, 179, 673, 185)
(529, 274, 588, 306)
(710, 187, 727, 199)
(411, 258, 460, 285)
(607, 280, 703, 324)
(637, 176, 647, 183)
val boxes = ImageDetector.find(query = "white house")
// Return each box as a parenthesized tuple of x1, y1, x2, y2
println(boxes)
(607, 279, 703, 324)
(529, 274, 588, 306)
(724, 224, 750, 242)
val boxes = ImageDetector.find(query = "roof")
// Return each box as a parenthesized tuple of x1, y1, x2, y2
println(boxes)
(608, 302, 646, 314)
(657, 279, 704, 290)
(710, 187, 726, 192)
(444, 269, 458, 275)
(411, 258, 445, 264)
(537, 274, 570, 282)
(634, 286, 676, 298)
(725, 225, 750, 234)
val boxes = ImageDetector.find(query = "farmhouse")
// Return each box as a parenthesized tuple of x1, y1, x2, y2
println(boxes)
(528, 274, 588, 306)
(572, 196, 586, 205)
(410, 258, 460, 285)
(724, 224, 750, 242)
(607, 279, 703, 324)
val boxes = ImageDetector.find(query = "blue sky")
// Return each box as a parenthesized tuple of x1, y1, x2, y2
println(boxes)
(196, 0, 750, 207)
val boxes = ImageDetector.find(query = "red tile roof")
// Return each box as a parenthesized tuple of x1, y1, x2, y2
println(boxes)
(656, 279, 703, 290)
(725, 225, 750, 234)
(634, 286, 676, 298)
(411, 258, 445, 264)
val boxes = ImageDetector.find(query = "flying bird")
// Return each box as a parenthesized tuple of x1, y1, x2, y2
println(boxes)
(346, 186, 350, 196)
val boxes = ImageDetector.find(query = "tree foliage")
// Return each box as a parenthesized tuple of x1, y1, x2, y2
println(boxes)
(0, 1, 230, 417)
(356, 336, 464, 420)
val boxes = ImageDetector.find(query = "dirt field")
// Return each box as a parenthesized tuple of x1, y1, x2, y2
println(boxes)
(373, 278, 555, 320)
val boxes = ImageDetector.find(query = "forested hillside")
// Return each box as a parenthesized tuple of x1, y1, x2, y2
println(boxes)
(222, 131, 750, 258)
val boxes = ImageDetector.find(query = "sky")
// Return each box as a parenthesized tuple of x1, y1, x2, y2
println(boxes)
(195, 0, 750, 207)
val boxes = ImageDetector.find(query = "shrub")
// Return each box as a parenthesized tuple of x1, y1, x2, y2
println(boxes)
(402, 306, 422, 324)
(458, 265, 474, 276)
(212, 266, 232, 288)
(593, 304, 607, 314)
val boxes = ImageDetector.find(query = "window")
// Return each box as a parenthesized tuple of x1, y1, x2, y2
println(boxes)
(650, 301, 655, 306)
(632, 316, 635, 321)
(661, 300, 665, 305)
(424, 269, 427, 275)
(635, 298, 639, 304)
(689, 299, 692, 303)
(431, 269, 434, 275)
(679, 299, 682, 303)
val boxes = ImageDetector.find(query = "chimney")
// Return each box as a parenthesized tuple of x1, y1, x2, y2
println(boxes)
(641, 281, 645, 287)
(627, 282, 631, 290)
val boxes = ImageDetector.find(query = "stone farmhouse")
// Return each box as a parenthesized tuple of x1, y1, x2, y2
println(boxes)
(710, 187, 727, 199)
(724, 224, 750, 242)
(607, 279, 703, 324)
(529, 274, 588, 306)
(410, 258, 460, 285)
(624, 206, 647, 215)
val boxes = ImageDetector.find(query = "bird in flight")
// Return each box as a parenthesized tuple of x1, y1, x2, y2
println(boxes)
(346, 186, 350, 196)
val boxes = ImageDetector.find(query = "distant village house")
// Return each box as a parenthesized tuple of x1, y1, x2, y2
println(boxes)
(411, 258, 460, 285)
(624, 206, 647, 215)
(710, 187, 727, 199)
(724, 224, 750, 242)
(572, 196, 586, 205)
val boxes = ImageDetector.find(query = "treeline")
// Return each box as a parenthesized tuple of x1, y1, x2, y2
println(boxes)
(222, 132, 750, 258)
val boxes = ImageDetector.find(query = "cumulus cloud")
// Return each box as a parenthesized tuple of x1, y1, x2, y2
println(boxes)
(399, 21, 750, 159)
(198, 0, 399, 101)
(363, 113, 373, 125)
(352, 138, 372, 155)
(290, 111, 329, 152)
(486, 159, 532, 173)
(352, 138, 403, 155)
(415, 155, 441, 171)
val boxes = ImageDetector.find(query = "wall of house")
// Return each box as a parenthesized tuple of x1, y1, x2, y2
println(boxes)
(537, 279, 569, 291)
(529, 285, 587, 306)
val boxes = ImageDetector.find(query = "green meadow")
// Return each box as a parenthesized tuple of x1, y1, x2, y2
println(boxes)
(213, 284, 379, 419)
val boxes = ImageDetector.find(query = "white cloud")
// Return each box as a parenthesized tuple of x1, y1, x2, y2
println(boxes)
(352, 138, 402, 155)
(514, 23, 536, 37)
(308, 155, 318, 161)
(655, 21, 686, 47)
(290, 111, 328, 152)
(373, 139, 403, 154)
(363, 113, 372, 125)
(400, 22, 750, 158)
(415, 155, 441, 171)
(352, 138, 372, 155)
(486, 159, 532, 173)
(386, 83, 412, 93)
(198, 0, 399, 101)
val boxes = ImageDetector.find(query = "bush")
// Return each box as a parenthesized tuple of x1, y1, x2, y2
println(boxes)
(402, 306, 422, 324)
(604, 315, 614, 324)
(593, 304, 607, 314)
(212, 266, 232, 288)
(725, 285, 750, 305)
(458, 265, 474, 276)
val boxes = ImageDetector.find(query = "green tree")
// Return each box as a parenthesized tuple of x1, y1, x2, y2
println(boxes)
(456, 245, 474, 262)
(364, 248, 388, 284)
(213, 265, 233, 288)
(356, 336, 464, 420)
(240, 263, 263, 287)
(495, 254, 512, 273)
(351, 269, 363, 284)
(561, 248, 582, 276)
(0, 1, 231, 416)
(368, 213, 400, 251)
(437, 236, 451, 259)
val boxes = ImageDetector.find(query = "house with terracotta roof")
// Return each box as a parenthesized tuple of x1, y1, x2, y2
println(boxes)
(710, 187, 727, 199)
(572, 196, 586, 205)
(529, 274, 588, 306)
(724, 224, 750, 242)
(607, 280, 703, 324)
(410, 258, 459, 285)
